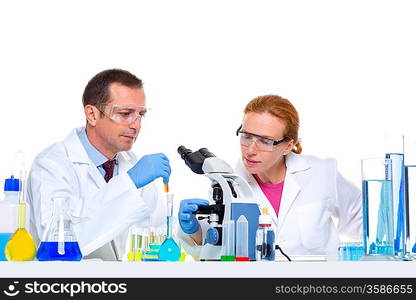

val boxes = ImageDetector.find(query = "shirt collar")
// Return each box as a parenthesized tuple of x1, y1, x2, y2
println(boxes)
(77, 128, 114, 167)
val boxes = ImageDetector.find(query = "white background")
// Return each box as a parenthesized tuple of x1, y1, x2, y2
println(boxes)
(1, 0, 416, 207)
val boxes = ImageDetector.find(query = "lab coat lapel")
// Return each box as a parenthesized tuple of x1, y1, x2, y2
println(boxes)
(86, 163, 106, 189)
(277, 153, 310, 234)
(277, 172, 300, 234)
(117, 152, 135, 173)
(63, 127, 105, 189)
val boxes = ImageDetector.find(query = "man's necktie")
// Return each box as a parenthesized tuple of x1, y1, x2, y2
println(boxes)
(102, 159, 116, 182)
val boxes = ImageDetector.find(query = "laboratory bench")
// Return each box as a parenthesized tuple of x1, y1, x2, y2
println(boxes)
(1, 260, 416, 278)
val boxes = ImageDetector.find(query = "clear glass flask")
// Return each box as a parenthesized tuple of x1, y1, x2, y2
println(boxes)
(36, 196, 82, 261)
(5, 203, 36, 261)
(5, 162, 36, 262)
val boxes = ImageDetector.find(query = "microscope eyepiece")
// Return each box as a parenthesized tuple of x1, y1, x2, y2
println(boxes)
(177, 145, 192, 159)
(198, 148, 215, 158)
(177, 145, 217, 174)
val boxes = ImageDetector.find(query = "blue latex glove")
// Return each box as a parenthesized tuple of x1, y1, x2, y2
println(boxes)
(178, 198, 210, 234)
(128, 153, 171, 188)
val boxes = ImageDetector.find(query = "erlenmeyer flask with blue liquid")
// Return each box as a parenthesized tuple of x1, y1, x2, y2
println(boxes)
(158, 193, 181, 261)
(36, 196, 82, 261)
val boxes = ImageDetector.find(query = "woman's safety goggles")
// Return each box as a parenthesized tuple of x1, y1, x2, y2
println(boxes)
(99, 104, 149, 124)
(236, 125, 291, 152)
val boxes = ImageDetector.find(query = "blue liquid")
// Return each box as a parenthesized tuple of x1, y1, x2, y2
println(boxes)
(386, 153, 406, 255)
(0, 233, 13, 261)
(362, 179, 394, 256)
(338, 244, 364, 261)
(158, 238, 181, 261)
(158, 214, 181, 261)
(36, 242, 82, 261)
(369, 242, 394, 255)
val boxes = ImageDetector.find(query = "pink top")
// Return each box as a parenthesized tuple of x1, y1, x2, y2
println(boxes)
(253, 174, 284, 217)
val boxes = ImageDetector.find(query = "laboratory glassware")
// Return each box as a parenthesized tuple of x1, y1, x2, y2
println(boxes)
(361, 158, 396, 260)
(235, 215, 249, 261)
(36, 196, 82, 261)
(221, 219, 236, 261)
(386, 153, 409, 259)
(255, 207, 275, 261)
(0, 176, 20, 261)
(158, 193, 181, 261)
(5, 162, 36, 261)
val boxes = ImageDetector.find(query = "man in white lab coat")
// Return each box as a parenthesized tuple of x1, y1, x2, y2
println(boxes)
(27, 69, 171, 260)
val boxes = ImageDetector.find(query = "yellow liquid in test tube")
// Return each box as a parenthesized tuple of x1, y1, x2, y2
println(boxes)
(164, 184, 169, 193)
(5, 203, 36, 261)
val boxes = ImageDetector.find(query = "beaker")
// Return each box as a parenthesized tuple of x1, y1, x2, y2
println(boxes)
(361, 158, 396, 260)
(36, 196, 82, 261)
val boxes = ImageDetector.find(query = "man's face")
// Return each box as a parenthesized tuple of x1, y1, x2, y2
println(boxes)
(94, 83, 146, 156)
(240, 112, 294, 175)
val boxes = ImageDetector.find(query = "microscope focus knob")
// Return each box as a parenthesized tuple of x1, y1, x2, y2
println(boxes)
(206, 227, 222, 246)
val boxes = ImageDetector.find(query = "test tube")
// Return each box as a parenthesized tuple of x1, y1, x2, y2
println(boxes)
(236, 215, 249, 261)
(221, 220, 235, 261)
(386, 153, 408, 258)
(166, 193, 174, 238)
(405, 165, 416, 257)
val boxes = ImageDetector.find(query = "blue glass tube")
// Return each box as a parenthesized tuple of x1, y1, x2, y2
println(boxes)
(405, 165, 416, 256)
(386, 153, 408, 257)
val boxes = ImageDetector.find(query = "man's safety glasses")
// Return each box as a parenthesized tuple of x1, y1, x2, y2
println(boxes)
(99, 104, 149, 124)
(236, 125, 291, 152)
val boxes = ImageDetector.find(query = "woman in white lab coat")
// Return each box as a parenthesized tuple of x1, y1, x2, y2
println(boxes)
(178, 94, 362, 258)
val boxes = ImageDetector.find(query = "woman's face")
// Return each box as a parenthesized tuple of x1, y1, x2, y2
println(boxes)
(240, 112, 294, 174)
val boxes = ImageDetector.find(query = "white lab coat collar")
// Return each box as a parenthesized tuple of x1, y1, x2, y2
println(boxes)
(235, 152, 311, 234)
(63, 128, 92, 164)
(285, 151, 310, 174)
(62, 127, 135, 189)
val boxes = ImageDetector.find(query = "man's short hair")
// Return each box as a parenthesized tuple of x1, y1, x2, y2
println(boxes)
(82, 69, 143, 108)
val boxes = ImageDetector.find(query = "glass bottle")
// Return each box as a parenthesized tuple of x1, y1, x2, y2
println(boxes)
(255, 207, 275, 261)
